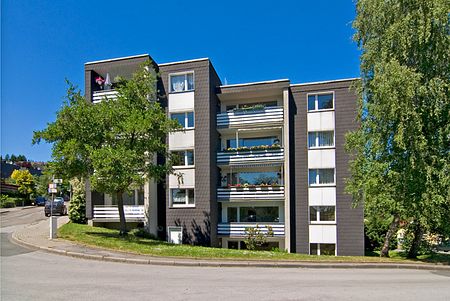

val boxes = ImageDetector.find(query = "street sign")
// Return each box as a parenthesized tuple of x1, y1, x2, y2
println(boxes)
(48, 183, 57, 189)
(48, 188, 57, 193)
(53, 179, 63, 184)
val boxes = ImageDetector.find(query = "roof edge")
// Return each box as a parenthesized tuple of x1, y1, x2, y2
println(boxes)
(158, 57, 210, 66)
(290, 77, 360, 87)
(85, 54, 150, 65)
(220, 79, 290, 89)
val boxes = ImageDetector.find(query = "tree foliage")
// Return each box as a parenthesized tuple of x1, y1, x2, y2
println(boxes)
(11, 169, 35, 198)
(348, 0, 450, 257)
(33, 61, 180, 234)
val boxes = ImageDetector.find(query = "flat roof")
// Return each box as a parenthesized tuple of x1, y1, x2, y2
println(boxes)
(158, 57, 209, 66)
(290, 77, 360, 86)
(85, 54, 150, 65)
(220, 79, 290, 89)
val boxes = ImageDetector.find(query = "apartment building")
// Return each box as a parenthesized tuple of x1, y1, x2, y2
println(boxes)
(84, 54, 364, 256)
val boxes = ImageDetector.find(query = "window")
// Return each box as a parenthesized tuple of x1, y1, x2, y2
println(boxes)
(226, 171, 280, 186)
(171, 112, 194, 129)
(308, 131, 334, 148)
(239, 207, 279, 223)
(309, 169, 335, 185)
(172, 150, 194, 166)
(310, 243, 336, 256)
(225, 101, 278, 112)
(310, 243, 336, 255)
(310, 206, 335, 222)
(227, 207, 237, 222)
(307, 93, 334, 111)
(226, 136, 279, 149)
(171, 189, 195, 207)
(170, 72, 194, 92)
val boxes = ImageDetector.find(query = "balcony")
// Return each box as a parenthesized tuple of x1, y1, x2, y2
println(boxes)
(93, 205, 145, 222)
(92, 90, 118, 103)
(217, 186, 285, 201)
(217, 148, 284, 166)
(218, 223, 285, 237)
(217, 106, 283, 129)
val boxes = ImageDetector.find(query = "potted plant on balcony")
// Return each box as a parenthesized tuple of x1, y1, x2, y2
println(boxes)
(96, 76, 105, 89)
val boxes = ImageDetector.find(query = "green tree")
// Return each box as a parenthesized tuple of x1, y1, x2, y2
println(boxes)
(348, 0, 450, 258)
(33, 61, 180, 235)
(11, 169, 35, 202)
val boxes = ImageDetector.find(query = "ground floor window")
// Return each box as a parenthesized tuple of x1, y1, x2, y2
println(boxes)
(168, 226, 182, 244)
(310, 243, 336, 256)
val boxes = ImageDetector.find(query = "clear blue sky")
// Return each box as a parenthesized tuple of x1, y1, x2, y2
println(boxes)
(1, 0, 360, 162)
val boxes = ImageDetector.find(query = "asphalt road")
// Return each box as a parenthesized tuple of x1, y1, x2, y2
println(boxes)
(1, 207, 450, 301)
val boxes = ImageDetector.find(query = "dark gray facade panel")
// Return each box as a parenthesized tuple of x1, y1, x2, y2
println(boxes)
(291, 80, 363, 256)
(159, 60, 215, 246)
(208, 63, 222, 247)
(291, 89, 309, 254)
(334, 86, 364, 256)
(218, 80, 290, 95)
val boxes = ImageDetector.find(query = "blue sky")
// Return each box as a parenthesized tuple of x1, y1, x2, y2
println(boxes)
(1, 0, 359, 162)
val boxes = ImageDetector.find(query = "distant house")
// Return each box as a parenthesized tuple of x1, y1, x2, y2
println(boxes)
(0, 161, 42, 179)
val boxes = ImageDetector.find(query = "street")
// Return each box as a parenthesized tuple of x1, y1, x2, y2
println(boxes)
(1, 207, 450, 301)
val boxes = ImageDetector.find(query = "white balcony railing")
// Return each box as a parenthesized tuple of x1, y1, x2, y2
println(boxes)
(92, 90, 118, 103)
(217, 148, 284, 166)
(217, 106, 284, 128)
(218, 223, 285, 237)
(93, 205, 145, 221)
(217, 186, 285, 200)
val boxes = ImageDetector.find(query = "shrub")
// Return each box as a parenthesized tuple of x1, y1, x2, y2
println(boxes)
(68, 178, 86, 224)
(244, 225, 274, 250)
(0, 195, 16, 208)
(130, 228, 158, 240)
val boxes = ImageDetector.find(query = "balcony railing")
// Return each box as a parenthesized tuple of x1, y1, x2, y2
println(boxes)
(217, 148, 284, 166)
(217, 106, 284, 128)
(92, 90, 118, 103)
(93, 205, 145, 221)
(217, 186, 285, 200)
(218, 223, 285, 237)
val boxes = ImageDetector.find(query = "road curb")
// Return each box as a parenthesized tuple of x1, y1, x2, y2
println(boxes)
(10, 231, 450, 270)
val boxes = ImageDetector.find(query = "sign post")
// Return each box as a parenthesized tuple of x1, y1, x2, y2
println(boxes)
(48, 179, 62, 239)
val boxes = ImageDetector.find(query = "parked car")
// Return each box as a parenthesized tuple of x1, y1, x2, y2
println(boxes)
(44, 197, 67, 216)
(34, 196, 47, 206)
(436, 240, 450, 252)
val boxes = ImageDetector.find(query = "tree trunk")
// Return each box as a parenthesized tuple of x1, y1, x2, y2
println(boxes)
(116, 191, 127, 236)
(407, 222, 424, 259)
(380, 215, 400, 257)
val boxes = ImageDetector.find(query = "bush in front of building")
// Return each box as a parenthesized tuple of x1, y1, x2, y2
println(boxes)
(68, 178, 86, 224)
(0, 194, 16, 208)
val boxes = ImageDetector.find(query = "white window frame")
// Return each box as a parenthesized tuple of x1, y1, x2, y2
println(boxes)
(308, 131, 335, 149)
(307, 91, 335, 112)
(168, 226, 183, 244)
(170, 111, 194, 129)
(169, 71, 195, 93)
(309, 205, 336, 224)
(172, 149, 194, 167)
(308, 168, 335, 186)
(170, 188, 195, 208)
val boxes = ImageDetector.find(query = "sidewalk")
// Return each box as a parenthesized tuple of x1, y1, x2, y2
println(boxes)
(11, 218, 450, 270)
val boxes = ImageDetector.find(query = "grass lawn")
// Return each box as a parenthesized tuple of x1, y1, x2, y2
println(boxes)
(58, 223, 450, 264)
